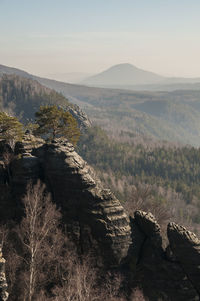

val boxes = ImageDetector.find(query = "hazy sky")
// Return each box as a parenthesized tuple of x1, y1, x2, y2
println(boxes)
(1, 0, 200, 78)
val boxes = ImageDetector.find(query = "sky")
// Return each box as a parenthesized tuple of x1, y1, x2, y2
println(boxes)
(1, 0, 200, 79)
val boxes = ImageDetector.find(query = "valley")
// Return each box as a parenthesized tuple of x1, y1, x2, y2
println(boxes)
(1, 64, 200, 146)
(0, 65, 200, 300)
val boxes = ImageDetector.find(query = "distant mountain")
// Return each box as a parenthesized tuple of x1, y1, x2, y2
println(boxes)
(81, 63, 165, 87)
(81, 63, 200, 90)
(1, 63, 200, 92)
(1, 63, 200, 146)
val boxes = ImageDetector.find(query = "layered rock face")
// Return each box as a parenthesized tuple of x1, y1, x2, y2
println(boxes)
(131, 211, 200, 301)
(34, 139, 131, 266)
(9, 135, 44, 218)
(2, 136, 200, 300)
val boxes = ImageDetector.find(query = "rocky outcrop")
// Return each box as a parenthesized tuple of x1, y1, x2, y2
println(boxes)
(11, 156, 40, 189)
(8, 135, 43, 218)
(68, 104, 92, 130)
(34, 139, 131, 266)
(168, 222, 200, 295)
(129, 211, 200, 301)
(14, 134, 44, 156)
(10, 137, 131, 266)
(134, 210, 162, 248)
(1, 137, 200, 300)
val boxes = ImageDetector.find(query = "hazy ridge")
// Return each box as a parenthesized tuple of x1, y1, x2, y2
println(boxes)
(81, 63, 200, 90)
(1, 64, 200, 146)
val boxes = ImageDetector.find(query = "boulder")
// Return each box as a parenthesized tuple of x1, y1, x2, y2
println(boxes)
(134, 210, 162, 248)
(129, 211, 199, 301)
(3, 136, 200, 300)
(168, 222, 200, 295)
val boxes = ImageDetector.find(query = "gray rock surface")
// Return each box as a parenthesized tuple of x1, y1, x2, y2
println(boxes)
(10, 134, 42, 209)
(134, 210, 162, 248)
(168, 222, 200, 295)
(128, 216, 145, 271)
(68, 104, 92, 130)
(2, 137, 200, 300)
(130, 210, 199, 301)
(34, 139, 131, 266)
(14, 134, 44, 156)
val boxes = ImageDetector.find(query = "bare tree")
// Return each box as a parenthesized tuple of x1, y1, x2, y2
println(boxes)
(15, 181, 61, 301)
(52, 254, 98, 301)
(52, 257, 128, 301)
(4, 180, 147, 301)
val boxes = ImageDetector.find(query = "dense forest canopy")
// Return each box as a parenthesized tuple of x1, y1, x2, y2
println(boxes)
(0, 71, 200, 300)
(77, 126, 200, 231)
(1, 73, 200, 231)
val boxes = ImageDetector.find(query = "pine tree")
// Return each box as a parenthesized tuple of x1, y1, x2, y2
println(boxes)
(0, 112, 24, 148)
(34, 105, 80, 145)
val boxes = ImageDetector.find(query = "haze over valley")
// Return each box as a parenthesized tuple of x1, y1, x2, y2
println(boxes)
(1, 63, 200, 147)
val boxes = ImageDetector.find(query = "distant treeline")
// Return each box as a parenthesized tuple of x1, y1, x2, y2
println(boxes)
(77, 126, 200, 205)
(0, 74, 70, 121)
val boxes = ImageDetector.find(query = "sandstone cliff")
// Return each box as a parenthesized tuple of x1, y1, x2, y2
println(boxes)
(0, 135, 200, 300)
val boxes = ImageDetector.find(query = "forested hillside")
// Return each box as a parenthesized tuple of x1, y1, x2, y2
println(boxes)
(37, 75, 200, 146)
(0, 74, 91, 131)
(0, 74, 70, 122)
(1, 72, 200, 232)
(1, 70, 200, 300)
(1, 65, 200, 146)
(78, 126, 200, 232)
(75, 89, 200, 147)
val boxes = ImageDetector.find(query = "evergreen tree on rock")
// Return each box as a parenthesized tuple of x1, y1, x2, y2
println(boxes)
(34, 105, 80, 145)
(0, 112, 24, 148)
